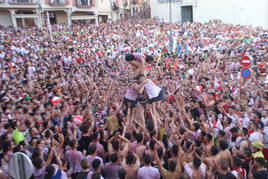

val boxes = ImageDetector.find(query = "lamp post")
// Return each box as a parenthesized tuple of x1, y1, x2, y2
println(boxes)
(169, 0, 173, 54)
(37, 0, 42, 29)
(168, 0, 183, 54)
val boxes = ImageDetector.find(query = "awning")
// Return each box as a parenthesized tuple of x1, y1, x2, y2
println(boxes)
(71, 16, 96, 20)
(14, 14, 38, 18)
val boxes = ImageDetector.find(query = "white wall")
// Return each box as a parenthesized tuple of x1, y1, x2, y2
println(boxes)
(150, 0, 195, 22)
(197, 0, 268, 29)
(0, 11, 12, 27)
(150, 0, 268, 29)
(98, 0, 112, 13)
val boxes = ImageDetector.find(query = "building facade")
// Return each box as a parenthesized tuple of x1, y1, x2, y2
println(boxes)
(151, 0, 268, 29)
(109, 0, 149, 20)
(0, 0, 150, 29)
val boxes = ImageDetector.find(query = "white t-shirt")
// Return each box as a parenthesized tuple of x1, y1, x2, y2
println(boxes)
(263, 127, 268, 148)
(249, 131, 263, 142)
(125, 88, 138, 101)
(144, 80, 161, 99)
(137, 166, 160, 179)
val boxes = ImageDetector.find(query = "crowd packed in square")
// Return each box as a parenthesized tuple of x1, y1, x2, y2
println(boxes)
(0, 18, 268, 179)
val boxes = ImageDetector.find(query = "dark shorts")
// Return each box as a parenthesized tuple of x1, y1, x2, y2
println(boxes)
(123, 97, 137, 108)
(148, 90, 164, 103)
(133, 74, 144, 81)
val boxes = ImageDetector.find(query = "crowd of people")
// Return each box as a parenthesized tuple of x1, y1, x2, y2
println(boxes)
(0, 18, 268, 179)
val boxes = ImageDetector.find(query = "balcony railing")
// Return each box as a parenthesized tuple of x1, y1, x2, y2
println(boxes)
(76, 0, 92, 7)
(9, 0, 36, 4)
(49, 0, 67, 5)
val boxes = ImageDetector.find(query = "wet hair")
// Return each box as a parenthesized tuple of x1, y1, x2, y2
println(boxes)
(233, 156, 242, 167)
(125, 53, 135, 61)
(4, 123, 11, 129)
(19, 141, 26, 147)
(44, 130, 51, 138)
(149, 140, 156, 150)
(144, 154, 151, 165)
(193, 157, 201, 169)
(149, 129, 156, 138)
(211, 145, 219, 156)
(69, 139, 76, 148)
(45, 165, 55, 179)
(179, 128, 186, 135)
(147, 121, 155, 132)
(92, 159, 101, 170)
(32, 157, 43, 169)
(195, 149, 203, 157)
(205, 134, 213, 142)
(193, 123, 200, 131)
(145, 55, 154, 63)
(185, 141, 192, 150)
(91, 132, 99, 141)
(242, 127, 248, 136)
(136, 133, 143, 143)
(13, 145, 21, 153)
(230, 127, 238, 133)
(80, 124, 89, 134)
(157, 148, 163, 158)
(31, 148, 41, 159)
(219, 140, 228, 150)
(88, 144, 97, 154)
(110, 153, 118, 163)
(255, 157, 265, 166)
(168, 160, 177, 171)
(126, 152, 135, 165)
(112, 140, 120, 151)
(2, 141, 11, 153)
(80, 159, 89, 170)
(125, 132, 131, 140)
(218, 130, 226, 137)
(172, 144, 179, 156)
(118, 168, 127, 179)
(244, 147, 252, 157)
(195, 139, 202, 147)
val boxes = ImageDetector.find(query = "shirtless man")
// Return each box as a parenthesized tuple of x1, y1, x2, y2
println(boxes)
(108, 134, 130, 162)
(201, 145, 220, 171)
(217, 140, 233, 168)
(122, 152, 140, 179)
(182, 156, 206, 179)
(203, 134, 214, 157)
(129, 133, 146, 161)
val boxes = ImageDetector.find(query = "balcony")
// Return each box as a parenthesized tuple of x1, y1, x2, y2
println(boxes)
(76, 0, 94, 7)
(9, 0, 36, 4)
(49, 0, 68, 6)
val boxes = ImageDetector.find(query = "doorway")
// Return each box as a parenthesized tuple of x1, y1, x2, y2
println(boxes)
(181, 5, 193, 23)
